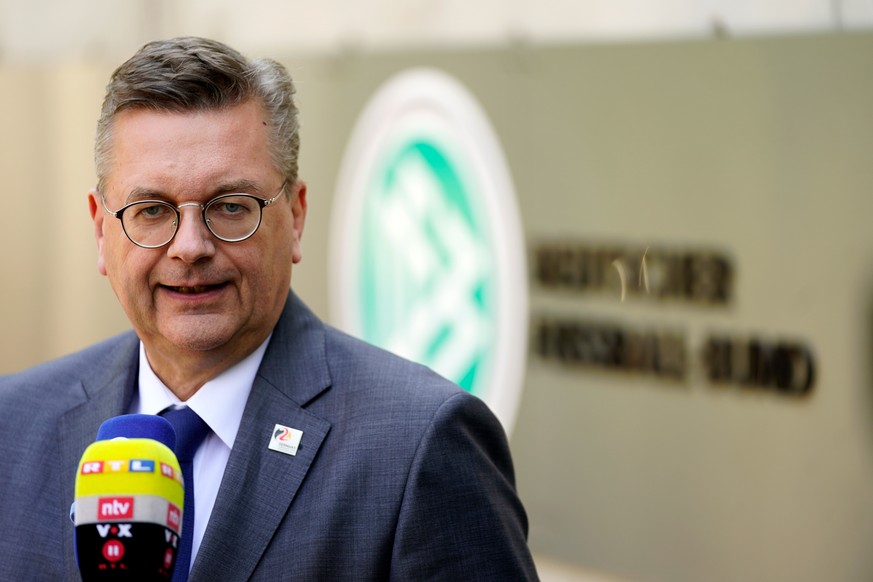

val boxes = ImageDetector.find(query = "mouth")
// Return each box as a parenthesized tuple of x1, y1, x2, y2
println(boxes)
(162, 283, 227, 295)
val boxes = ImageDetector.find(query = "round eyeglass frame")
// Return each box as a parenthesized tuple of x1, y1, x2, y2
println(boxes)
(100, 182, 287, 249)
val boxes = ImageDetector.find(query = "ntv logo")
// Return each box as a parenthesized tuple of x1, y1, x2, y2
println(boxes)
(97, 497, 134, 520)
(330, 69, 528, 434)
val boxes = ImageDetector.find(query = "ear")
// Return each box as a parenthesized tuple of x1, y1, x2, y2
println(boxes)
(88, 189, 108, 276)
(290, 179, 307, 264)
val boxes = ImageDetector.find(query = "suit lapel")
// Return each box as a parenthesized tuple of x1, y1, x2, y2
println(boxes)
(192, 293, 332, 581)
(58, 334, 140, 579)
(191, 378, 330, 580)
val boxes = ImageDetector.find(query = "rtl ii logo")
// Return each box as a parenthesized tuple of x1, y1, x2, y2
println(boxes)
(102, 540, 125, 563)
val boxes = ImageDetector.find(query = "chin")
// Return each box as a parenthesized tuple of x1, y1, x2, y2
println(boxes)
(158, 319, 239, 353)
(165, 334, 234, 354)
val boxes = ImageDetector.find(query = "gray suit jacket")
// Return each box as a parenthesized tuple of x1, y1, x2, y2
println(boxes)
(0, 292, 537, 580)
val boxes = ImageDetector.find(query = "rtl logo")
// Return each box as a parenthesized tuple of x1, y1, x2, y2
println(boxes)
(81, 461, 103, 475)
(105, 460, 128, 473)
(98, 497, 134, 520)
(129, 459, 155, 473)
(160, 462, 176, 479)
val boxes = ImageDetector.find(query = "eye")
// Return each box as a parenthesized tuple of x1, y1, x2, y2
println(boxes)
(217, 202, 243, 214)
(130, 202, 172, 221)
(208, 196, 257, 219)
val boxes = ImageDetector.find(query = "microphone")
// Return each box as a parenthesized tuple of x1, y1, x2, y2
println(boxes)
(73, 414, 184, 580)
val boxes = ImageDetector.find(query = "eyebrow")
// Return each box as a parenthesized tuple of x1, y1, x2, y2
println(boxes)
(123, 179, 265, 204)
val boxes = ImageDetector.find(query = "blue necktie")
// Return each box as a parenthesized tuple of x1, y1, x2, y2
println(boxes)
(161, 407, 210, 582)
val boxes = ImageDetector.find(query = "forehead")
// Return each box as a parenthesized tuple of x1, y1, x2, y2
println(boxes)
(104, 100, 274, 196)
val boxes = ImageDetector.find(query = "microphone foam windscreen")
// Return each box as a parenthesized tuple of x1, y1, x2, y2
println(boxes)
(96, 414, 176, 451)
(75, 415, 184, 579)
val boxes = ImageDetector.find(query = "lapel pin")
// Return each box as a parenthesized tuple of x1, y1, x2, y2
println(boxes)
(268, 424, 303, 456)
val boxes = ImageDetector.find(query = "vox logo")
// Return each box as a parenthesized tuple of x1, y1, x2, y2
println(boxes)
(96, 523, 133, 538)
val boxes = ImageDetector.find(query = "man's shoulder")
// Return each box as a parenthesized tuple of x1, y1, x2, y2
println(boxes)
(312, 326, 497, 433)
(0, 331, 137, 399)
(307, 324, 508, 466)
(321, 324, 461, 398)
(269, 295, 486, 430)
(278, 292, 459, 400)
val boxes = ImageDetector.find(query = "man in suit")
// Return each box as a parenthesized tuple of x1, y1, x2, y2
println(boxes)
(0, 37, 538, 580)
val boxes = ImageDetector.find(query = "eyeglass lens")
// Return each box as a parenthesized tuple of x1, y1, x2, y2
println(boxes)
(121, 195, 263, 247)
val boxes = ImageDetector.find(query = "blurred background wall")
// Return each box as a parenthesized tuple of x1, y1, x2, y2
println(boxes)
(2, 2, 873, 581)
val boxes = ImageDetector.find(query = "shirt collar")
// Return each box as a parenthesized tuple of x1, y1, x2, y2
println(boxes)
(135, 336, 271, 449)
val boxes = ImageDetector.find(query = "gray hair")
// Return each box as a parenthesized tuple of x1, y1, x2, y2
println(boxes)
(95, 36, 300, 192)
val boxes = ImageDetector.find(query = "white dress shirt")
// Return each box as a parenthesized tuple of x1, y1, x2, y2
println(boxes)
(129, 337, 270, 570)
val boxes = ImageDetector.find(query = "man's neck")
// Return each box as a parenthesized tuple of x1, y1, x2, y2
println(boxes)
(142, 334, 269, 401)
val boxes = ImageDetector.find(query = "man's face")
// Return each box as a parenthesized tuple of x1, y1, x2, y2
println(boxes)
(88, 100, 306, 362)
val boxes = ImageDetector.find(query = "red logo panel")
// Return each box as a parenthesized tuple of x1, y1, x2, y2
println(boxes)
(97, 497, 134, 520)
(167, 504, 181, 530)
(102, 540, 125, 562)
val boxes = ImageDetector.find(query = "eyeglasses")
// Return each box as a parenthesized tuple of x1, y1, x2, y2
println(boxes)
(101, 182, 287, 249)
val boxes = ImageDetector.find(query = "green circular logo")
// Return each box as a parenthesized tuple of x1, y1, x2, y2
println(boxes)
(359, 138, 495, 395)
(330, 69, 527, 433)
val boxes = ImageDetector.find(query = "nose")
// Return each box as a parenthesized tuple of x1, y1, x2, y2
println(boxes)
(165, 204, 216, 263)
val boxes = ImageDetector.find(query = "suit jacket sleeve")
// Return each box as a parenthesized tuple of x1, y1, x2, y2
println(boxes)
(389, 390, 539, 581)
